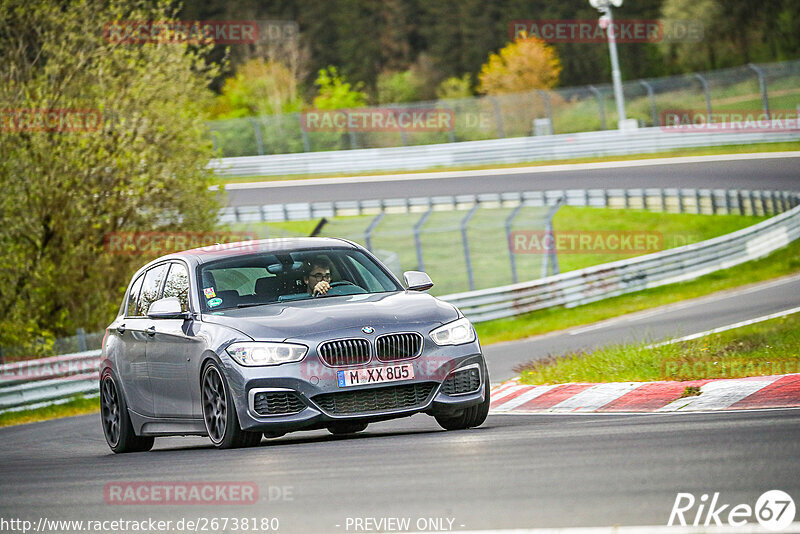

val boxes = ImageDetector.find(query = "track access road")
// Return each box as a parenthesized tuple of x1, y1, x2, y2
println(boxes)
(221, 152, 800, 206)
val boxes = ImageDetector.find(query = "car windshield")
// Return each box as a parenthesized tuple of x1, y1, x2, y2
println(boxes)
(196, 247, 402, 311)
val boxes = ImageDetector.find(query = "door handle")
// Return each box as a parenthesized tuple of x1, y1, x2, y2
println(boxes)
(117, 324, 126, 334)
(145, 326, 156, 337)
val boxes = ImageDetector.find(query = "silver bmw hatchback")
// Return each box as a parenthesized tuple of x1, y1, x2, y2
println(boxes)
(100, 237, 490, 453)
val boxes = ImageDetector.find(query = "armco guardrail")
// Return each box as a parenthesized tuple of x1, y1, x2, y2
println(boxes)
(0, 350, 101, 412)
(209, 125, 800, 177)
(3, 188, 799, 412)
(441, 199, 800, 322)
(219, 187, 799, 224)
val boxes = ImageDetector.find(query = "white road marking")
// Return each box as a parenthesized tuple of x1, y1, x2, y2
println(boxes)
(546, 382, 644, 412)
(647, 305, 800, 348)
(215, 151, 800, 190)
(549, 274, 800, 340)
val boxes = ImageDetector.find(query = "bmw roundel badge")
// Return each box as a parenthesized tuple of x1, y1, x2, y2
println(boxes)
(362, 326, 375, 334)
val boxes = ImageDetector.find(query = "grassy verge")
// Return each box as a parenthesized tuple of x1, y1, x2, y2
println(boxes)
(474, 239, 800, 346)
(517, 313, 800, 385)
(234, 207, 765, 296)
(213, 141, 800, 185)
(0, 395, 99, 428)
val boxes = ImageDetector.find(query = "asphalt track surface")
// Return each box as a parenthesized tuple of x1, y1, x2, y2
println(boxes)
(1, 408, 799, 532)
(484, 274, 800, 382)
(2, 154, 799, 532)
(222, 154, 800, 206)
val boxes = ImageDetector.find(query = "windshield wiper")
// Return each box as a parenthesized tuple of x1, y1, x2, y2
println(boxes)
(236, 302, 269, 309)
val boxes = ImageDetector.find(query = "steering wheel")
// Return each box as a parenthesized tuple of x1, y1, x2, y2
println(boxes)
(313, 280, 355, 297)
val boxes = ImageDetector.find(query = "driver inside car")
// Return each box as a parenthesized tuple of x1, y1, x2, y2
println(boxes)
(303, 256, 334, 296)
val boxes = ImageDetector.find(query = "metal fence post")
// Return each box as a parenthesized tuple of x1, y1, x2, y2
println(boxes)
(249, 118, 265, 155)
(347, 111, 358, 149)
(77, 328, 87, 353)
(588, 85, 607, 130)
(678, 189, 685, 213)
(413, 208, 433, 271)
(490, 96, 505, 138)
(748, 63, 771, 120)
(364, 212, 385, 252)
(297, 112, 311, 152)
(461, 204, 481, 291)
(638, 79, 658, 126)
(505, 204, 524, 284)
(392, 108, 409, 146)
(542, 196, 565, 278)
(693, 73, 712, 123)
(538, 90, 554, 133)
(695, 189, 702, 214)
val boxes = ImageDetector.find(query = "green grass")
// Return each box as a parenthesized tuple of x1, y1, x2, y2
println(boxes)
(0, 395, 99, 428)
(232, 206, 765, 296)
(517, 313, 800, 385)
(475, 239, 800, 346)
(213, 141, 800, 184)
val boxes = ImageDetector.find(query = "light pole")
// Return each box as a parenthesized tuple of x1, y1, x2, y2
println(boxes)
(589, 0, 627, 127)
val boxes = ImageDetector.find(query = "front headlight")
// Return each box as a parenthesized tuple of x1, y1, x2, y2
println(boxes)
(430, 317, 476, 346)
(226, 342, 308, 366)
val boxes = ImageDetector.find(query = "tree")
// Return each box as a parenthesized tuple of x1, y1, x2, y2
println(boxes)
(312, 66, 368, 110)
(208, 59, 303, 118)
(478, 36, 562, 95)
(0, 0, 221, 356)
(377, 70, 423, 104)
(436, 74, 474, 100)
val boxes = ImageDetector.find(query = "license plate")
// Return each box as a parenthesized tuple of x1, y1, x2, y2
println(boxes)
(337, 364, 414, 387)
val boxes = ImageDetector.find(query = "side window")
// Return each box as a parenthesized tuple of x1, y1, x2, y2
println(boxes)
(138, 264, 169, 316)
(125, 275, 144, 317)
(163, 263, 190, 312)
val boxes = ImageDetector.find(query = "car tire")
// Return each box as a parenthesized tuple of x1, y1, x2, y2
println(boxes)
(435, 371, 491, 431)
(201, 361, 261, 449)
(327, 421, 369, 435)
(100, 372, 155, 454)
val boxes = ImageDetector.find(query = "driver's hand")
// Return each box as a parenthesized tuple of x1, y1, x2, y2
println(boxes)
(313, 281, 331, 295)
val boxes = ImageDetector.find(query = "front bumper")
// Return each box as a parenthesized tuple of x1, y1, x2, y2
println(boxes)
(223, 343, 486, 433)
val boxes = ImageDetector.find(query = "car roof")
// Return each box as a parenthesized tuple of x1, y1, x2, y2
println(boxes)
(134, 237, 359, 273)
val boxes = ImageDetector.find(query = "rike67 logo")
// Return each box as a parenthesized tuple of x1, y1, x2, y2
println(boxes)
(669, 490, 796, 531)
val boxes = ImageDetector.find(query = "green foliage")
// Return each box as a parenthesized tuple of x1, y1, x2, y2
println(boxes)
(377, 70, 423, 104)
(0, 0, 221, 353)
(312, 66, 368, 110)
(436, 74, 474, 100)
(518, 314, 800, 384)
(207, 59, 303, 119)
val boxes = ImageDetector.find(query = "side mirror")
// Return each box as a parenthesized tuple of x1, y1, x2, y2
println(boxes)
(403, 271, 434, 292)
(147, 297, 189, 319)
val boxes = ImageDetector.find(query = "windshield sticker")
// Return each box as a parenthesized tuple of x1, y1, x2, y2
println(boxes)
(208, 297, 222, 308)
(203, 287, 216, 298)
